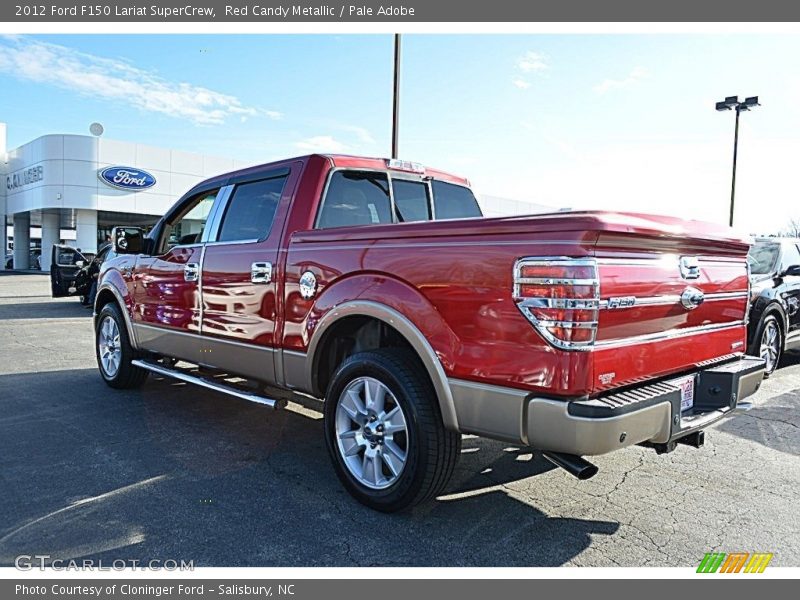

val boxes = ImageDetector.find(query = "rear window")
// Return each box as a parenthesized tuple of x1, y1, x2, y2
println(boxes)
(393, 179, 431, 222)
(432, 180, 482, 220)
(748, 242, 781, 275)
(317, 171, 392, 229)
(316, 170, 482, 229)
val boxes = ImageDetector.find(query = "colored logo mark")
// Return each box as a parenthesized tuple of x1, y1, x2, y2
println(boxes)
(697, 552, 773, 573)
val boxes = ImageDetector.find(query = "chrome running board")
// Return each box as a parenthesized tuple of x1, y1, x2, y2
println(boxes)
(132, 359, 286, 410)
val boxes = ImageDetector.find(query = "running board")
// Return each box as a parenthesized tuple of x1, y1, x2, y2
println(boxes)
(132, 359, 286, 410)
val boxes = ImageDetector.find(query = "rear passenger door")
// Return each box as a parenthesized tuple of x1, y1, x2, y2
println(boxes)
(199, 166, 298, 383)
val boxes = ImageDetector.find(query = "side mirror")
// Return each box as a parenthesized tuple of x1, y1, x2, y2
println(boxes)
(75, 260, 85, 268)
(112, 226, 145, 255)
(783, 265, 800, 277)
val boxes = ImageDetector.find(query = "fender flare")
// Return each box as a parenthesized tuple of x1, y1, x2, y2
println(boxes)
(94, 282, 138, 349)
(306, 300, 459, 431)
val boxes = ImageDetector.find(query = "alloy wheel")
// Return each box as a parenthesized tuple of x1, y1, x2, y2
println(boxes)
(760, 320, 780, 373)
(98, 316, 122, 378)
(334, 376, 409, 490)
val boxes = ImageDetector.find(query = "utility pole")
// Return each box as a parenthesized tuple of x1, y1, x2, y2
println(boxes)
(391, 34, 401, 159)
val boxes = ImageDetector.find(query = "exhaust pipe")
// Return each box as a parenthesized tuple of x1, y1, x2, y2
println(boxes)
(541, 451, 599, 480)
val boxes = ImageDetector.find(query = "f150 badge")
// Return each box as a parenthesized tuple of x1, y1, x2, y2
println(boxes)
(607, 296, 636, 309)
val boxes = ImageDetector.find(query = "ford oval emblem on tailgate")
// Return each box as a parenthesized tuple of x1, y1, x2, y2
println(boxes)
(99, 166, 156, 190)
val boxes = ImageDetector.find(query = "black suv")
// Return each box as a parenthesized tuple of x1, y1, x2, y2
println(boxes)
(747, 238, 800, 375)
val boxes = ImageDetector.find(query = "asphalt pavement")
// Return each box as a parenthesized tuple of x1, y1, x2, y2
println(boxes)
(0, 272, 798, 567)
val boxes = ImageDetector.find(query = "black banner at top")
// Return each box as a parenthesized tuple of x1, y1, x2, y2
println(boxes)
(4, 0, 800, 22)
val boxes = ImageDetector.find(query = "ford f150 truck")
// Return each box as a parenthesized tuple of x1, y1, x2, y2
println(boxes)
(87, 154, 765, 511)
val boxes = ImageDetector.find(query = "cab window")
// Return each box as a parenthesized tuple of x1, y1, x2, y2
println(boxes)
(317, 171, 392, 229)
(217, 173, 288, 242)
(161, 190, 219, 253)
(432, 180, 482, 220)
(393, 179, 431, 222)
(781, 242, 800, 272)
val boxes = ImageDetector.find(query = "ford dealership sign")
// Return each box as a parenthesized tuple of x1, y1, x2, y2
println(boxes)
(99, 166, 156, 191)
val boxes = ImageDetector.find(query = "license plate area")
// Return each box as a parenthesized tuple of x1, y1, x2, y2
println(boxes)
(672, 375, 696, 413)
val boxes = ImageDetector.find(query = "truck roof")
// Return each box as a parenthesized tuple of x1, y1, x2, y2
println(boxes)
(194, 153, 470, 193)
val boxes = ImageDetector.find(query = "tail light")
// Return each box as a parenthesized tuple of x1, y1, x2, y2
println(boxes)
(512, 257, 599, 350)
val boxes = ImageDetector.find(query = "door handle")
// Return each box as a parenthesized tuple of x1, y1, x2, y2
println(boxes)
(184, 262, 199, 282)
(251, 262, 272, 284)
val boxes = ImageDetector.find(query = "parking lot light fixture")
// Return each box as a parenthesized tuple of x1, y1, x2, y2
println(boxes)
(716, 95, 760, 227)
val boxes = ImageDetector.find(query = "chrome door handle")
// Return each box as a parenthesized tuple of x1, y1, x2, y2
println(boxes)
(184, 262, 199, 282)
(251, 262, 272, 284)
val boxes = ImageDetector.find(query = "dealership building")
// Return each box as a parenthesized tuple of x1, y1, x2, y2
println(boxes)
(1, 124, 556, 271)
(1, 124, 251, 271)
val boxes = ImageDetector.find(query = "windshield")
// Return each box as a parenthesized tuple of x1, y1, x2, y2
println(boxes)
(748, 242, 781, 275)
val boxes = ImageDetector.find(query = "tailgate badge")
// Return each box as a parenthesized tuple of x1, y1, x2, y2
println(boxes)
(680, 286, 705, 310)
(680, 256, 701, 279)
(607, 296, 636, 309)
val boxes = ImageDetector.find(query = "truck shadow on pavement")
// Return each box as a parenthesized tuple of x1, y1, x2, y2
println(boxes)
(0, 299, 90, 320)
(0, 369, 619, 567)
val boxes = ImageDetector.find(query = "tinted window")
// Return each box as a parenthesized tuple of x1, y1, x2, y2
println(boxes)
(432, 180, 482, 220)
(393, 180, 431, 222)
(782, 242, 800, 270)
(218, 175, 288, 242)
(318, 171, 392, 229)
(748, 242, 781, 275)
(163, 190, 218, 252)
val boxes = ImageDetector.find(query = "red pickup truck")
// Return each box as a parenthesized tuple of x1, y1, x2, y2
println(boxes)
(84, 154, 764, 511)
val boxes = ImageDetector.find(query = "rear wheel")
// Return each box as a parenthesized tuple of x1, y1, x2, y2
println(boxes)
(323, 348, 460, 512)
(750, 314, 782, 377)
(95, 303, 148, 389)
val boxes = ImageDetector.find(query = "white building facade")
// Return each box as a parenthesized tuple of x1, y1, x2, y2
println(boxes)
(1, 127, 250, 271)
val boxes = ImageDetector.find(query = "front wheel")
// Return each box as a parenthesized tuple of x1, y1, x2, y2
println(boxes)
(323, 349, 460, 512)
(95, 303, 148, 389)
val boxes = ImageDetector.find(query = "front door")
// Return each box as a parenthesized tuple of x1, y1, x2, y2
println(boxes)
(50, 245, 90, 298)
(199, 167, 295, 383)
(131, 188, 219, 363)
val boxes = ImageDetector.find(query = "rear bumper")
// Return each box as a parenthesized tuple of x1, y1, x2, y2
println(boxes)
(449, 356, 765, 456)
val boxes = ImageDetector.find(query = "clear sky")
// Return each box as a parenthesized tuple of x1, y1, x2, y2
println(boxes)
(1, 33, 798, 234)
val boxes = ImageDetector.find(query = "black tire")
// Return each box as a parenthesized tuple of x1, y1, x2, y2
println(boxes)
(748, 313, 783, 377)
(95, 302, 148, 389)
(323, 348, 460, 512)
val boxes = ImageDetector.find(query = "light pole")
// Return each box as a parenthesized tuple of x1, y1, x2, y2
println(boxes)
(391, 34, 401, 159)
(716, 95, 760, 227)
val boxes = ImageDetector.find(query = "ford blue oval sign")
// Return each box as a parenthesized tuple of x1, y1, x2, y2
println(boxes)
(98, 166, 156, 191)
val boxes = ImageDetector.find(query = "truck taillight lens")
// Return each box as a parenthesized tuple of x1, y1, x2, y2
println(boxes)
(513, 257, 600, 350)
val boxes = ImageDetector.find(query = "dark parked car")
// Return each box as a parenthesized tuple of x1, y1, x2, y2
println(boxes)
(50, 244, 113, 304)
(747, 238, 800, 375)
(5, 248, 41, 270)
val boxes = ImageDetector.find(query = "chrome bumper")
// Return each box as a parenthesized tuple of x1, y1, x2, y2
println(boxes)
(450, 356, 766, 456)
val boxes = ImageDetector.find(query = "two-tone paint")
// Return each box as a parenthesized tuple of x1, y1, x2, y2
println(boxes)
(96, 154, 753, 413)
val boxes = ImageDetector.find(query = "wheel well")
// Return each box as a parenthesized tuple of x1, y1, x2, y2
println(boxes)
(750, 303, 785, 348)
(93, 289, 119, 325)
(314, 315, 417, 397)
(762, 305, 786, 340)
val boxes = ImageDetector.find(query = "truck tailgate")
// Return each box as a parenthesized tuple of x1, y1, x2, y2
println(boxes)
(591, 229, 750, 395)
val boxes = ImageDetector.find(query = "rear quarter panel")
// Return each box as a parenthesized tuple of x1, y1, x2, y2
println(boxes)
(283, 228, 598, 396)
